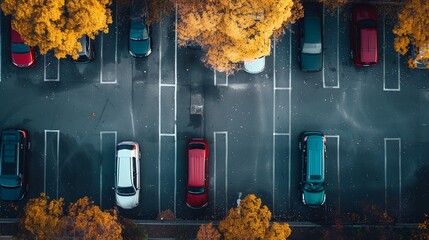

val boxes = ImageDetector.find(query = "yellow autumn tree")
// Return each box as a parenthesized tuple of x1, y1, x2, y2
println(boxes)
(1, 0, 112, 59)
(218, 194, 291, 240)
(176, 0, 295, 73)
(393, 0, 429, 68)
(62, 196, 122, 240)
(23, 193, 64, 240)
(22, 193, 122, 240)
(197, 223, 221, 240)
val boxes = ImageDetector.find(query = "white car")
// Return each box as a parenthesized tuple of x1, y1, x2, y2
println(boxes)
(244, 57, 265, 74)
(115, 141, 141, 209)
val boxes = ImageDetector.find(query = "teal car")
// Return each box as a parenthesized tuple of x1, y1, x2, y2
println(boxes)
(299, 131, 326, 207)
(129, 19, 152, 57)
(298, 3, 323, 72)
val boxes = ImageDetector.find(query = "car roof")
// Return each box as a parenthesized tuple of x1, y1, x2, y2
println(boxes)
(306, 135, 324, 181)
(360, 28, 377, 63)
(188, 149, 205, 186)
(117, 156, 132, 187)
(244, 57, 265, 74)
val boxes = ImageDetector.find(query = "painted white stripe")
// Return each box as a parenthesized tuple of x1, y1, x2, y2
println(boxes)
(323, 6, 340, 89)
(44, 130, 60, 199)
(160, 83, 176, 87)
(272, 41, 276, 214)
(213, 71, 228, 86)
(322, 4, 325, 86)
(174, 4, 178, 214)
(326, 135, 340, 213)
(100, 34, 104, 83)
(99, 131, 117, 208)
(384, 138, 401, 213)
(160, 133, 175, 137)
(382, 12, 400, 92)
(43, 55, 60, 82)
(274, 87, 291, 91)
(273, 133, 290, 136)
(213, 131, 228, 213)
(158, 15, 163, 214)
(0, 9, 2, 82)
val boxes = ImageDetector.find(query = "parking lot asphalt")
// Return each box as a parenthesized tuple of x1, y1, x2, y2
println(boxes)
(1, 2, 429, 224)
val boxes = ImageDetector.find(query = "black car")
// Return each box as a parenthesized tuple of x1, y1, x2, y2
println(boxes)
(0, 129, 30, 201)
(73, 35, 95, 63)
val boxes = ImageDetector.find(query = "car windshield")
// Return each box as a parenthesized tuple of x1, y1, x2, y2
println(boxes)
(357, 19, 376, 28)
(302, 43, 322, 54)
(189, 143, 205, 150)
(130, 21, 149, 41)
(304, 182, 325, 192)
(188, 186, 205, 194)
(117, 186, 136, 196)
(11, 43, 30, 54)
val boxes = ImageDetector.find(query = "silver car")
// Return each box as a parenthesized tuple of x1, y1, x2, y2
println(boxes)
(114, 141, 141, 209)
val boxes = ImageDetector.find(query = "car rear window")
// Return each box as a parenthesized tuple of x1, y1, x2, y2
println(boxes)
(117, 144, 134, 150)
(188, 186, 205, 194)
(189, 143, 205, 150)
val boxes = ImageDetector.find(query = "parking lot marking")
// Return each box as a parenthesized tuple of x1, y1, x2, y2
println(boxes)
(382, 12, 400, 92)
(326, 135, 340, 214)
(44, 130, 60, 199)
(0, 9, 2, 82)
(100, 2, 118, 84)
(156, 7, 178, 214)
(214, 131, 228, 214)
(273, 40, 292, 211)
(43, 55, 60, 82)
(214, 71, 228, 87)
(384, 138, 401, 214)
(323, 7, 340, 89)
(99, 131, 117, 209)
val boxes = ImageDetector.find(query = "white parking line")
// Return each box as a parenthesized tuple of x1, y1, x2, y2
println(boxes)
(44, 130, 60, 199)
(43, 55, 60, 82)
(382, 12, 400, 92)
(326, 135, 340, 213)
(384, 138, 401, 213)
(214, 71, 228, 86)
(213, 131, 228, 214)
(0, 9, 2, 82)
(100, 2, 118, 84)
(99, 131, 117, 209)
(323, 7, 340, 89)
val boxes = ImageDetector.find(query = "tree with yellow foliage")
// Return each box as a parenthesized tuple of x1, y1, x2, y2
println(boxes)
(23, 193, 64, 240)
(22, 193, 122, 240)
(218, 194, 292, 240)
(61, 197, 122, 240)
(393, 0, 429, 68)
(175, 0, 296, 73)
(1, 0, 112, 59)
(197, 223, 221, 240)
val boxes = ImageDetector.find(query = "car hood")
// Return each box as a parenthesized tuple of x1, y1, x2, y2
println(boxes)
(303, 189, 325, 206)
(129, 38, 150, 56)
(186, 192, 208, 209)
(116, 193, 139, 209)
(300, 52, 322, 71)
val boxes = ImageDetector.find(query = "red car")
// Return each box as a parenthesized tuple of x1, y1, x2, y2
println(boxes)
(350, 6, 378, 67)
(11, 27, 35, 67)
(186, 138, 209, 209)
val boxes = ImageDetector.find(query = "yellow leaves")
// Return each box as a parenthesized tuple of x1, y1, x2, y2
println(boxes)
(1, 0, 112, 59)
(218, 194, 292, 240)
(393, 0, 429, 68)
(22, 193, 122, 240)
(197, 223, 221, 240)
(176, 0, 295, 73)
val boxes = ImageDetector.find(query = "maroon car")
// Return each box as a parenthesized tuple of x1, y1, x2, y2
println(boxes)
(186, 138, 209, 209)
(11, 26, 35, 67)
(350, 6, 378, 67)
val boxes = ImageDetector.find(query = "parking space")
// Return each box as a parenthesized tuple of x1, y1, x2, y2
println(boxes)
(1, 1, 429, 225)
